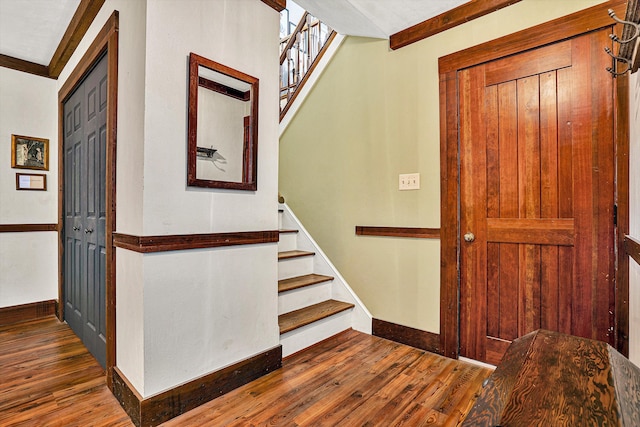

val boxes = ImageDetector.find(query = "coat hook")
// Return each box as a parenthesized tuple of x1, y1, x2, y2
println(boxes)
(608, 9, 639, 31)
(605, 8, 639, 77)
(604, 47, 632, 76)
(608, 9, 640, 44)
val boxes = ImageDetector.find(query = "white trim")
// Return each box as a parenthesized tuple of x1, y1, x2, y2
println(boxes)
(279, 203, 373, 333)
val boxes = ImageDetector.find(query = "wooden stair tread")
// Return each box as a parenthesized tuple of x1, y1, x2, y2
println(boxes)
(279, 274, 334, 293)
(279, 229, 299, 234)
(278, 250, 315, 260)
(279, 300, 354, 334)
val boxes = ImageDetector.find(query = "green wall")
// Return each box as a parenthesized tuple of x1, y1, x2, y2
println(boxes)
(279, 0, 604, 333)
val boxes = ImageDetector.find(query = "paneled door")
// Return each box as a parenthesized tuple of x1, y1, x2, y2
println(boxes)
(458, 29, 616, 365)
(63, 54, 108, 368)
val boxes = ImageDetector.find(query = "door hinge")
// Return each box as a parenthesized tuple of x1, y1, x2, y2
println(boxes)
(613, 204, 617, 226)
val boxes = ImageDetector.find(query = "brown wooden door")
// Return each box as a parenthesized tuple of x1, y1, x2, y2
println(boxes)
(458, 29, 616, 365)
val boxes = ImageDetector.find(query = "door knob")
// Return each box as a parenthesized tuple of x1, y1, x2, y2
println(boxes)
(464, 232, 475, 242)
(84, 228, 94, 234)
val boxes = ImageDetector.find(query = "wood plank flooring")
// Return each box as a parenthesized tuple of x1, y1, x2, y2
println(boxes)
(0, 316, 131, 427)
(1, 317, 491, 426)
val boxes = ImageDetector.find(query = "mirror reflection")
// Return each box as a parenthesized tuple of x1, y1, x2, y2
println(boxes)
(188, 53, 258, 190)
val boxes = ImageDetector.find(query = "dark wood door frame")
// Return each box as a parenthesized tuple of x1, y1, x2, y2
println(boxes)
(438, 1, 630, 360)
(58, 11, 118, 388)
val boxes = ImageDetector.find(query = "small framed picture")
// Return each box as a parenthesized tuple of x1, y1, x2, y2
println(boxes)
(16, 173, 47, 191)
(11, 134, 49, 170)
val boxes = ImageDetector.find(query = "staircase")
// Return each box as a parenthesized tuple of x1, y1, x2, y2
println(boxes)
(278, 204, 371, 357)
(280, 11, 336, 120)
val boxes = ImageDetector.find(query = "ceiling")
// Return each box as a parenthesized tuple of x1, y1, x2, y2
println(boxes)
(0, 0, 80, 65)
(0, 0, 466, 67)
(292, 0, 469, 39)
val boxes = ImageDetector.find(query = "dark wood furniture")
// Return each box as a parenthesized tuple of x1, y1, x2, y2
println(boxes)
(464, 329, 640, 426)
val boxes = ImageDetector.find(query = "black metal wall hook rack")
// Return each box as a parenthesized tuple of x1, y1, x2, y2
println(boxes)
(605, 1, 639, 76)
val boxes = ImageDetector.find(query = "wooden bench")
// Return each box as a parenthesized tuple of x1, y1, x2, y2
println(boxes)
(463, 329, 640, 426)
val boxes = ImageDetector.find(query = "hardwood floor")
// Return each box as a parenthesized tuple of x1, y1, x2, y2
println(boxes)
(1, 317, 491, 426)
(0, 317, 131, 427)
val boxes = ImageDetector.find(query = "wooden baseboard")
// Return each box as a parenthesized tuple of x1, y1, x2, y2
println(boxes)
(372, 318, 441, 354)
(0, 300, 57, 326)
(112, 345, 282, 427)
(112, 367, 144, 426)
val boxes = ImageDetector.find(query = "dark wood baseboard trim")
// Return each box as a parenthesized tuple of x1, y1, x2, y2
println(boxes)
(112, 345, 282, 427)
(113, 230, 279, 253)
(356, 226, 440, 239)
(625, 235, 640, 266)
(0, 300, 57, 326)
(0, 223, 58, 233)
(112, 367, 143, 426)
(372, 318, 441, 354)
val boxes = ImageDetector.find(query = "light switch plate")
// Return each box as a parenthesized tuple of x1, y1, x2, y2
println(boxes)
(399, 173, 420, 190)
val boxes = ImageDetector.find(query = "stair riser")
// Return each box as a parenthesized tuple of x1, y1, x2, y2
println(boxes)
(278, 283, 332, 315)
(280, 310, 353, 357)
(278, 256, 314, 280)
(277, 233, 297, 253)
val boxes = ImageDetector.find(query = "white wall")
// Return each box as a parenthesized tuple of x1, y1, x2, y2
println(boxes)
(55, 0, 280, 397)
(139, 0, 280, 396)
(629, 70, 640, 367)
(142, 0, 278, 236)
(0, 68, 58, 308)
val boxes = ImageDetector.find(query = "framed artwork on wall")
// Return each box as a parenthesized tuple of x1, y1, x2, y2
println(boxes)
(11, 134, 49, 171)
(15, 173, 47, 191)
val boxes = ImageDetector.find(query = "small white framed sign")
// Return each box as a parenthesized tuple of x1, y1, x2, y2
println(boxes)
(16, 173, 47, 191)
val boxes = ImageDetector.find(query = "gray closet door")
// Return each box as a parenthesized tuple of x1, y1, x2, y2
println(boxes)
(63, 53, 107, 368)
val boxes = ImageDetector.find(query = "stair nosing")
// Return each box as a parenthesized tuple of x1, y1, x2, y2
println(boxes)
(278, 299, 355, 334)
(278, 250, 315, 260)
(279, 229, 299, 234)
(278, 273, 334, 293)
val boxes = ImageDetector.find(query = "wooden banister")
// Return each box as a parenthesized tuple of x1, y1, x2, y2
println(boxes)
(279, 10, 335, 120)
(280, 12, 310, 64)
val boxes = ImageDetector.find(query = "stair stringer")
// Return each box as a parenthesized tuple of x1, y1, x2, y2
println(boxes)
(279, 203, 372, 334)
